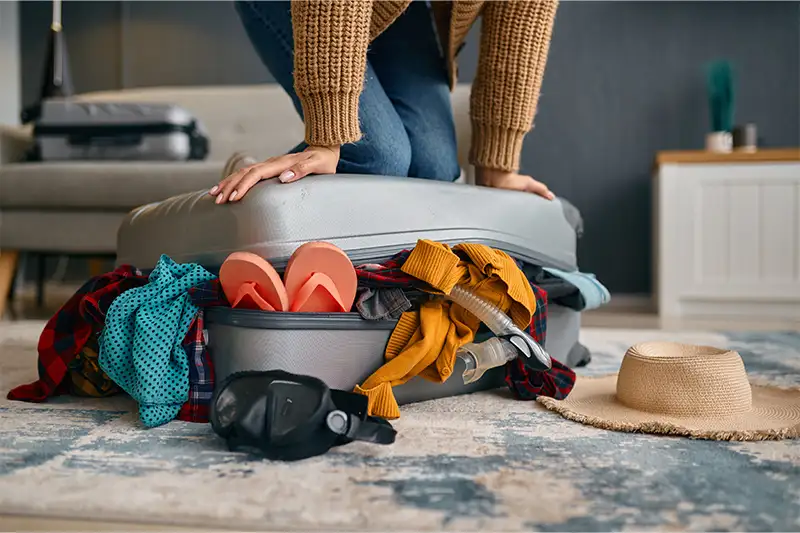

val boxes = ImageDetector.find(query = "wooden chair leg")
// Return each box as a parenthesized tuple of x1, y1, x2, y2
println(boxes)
(8, 251, 28, 303)
(0, 250, 20, 319)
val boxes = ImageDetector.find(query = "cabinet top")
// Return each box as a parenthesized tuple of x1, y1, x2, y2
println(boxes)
(656, 148, 800, 165)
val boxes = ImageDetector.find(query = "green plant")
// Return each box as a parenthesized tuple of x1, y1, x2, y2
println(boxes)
(706, 60, 735, 132)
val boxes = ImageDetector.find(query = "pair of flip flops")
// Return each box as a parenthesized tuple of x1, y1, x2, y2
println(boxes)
(219, 242, 357, 313)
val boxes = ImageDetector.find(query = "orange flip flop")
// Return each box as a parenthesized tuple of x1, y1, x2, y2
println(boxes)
(283, 242, 357, 313)
(290, 272, 349, 313)
(219, 252, 289, 312)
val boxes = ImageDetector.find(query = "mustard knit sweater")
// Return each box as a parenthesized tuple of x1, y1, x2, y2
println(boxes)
(291, 0, 559, 172)
(353, 239, 537, 419)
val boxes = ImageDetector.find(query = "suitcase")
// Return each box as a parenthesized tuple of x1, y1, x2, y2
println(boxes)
(116, 174, 584, 405)
(31, 99, 209, 162)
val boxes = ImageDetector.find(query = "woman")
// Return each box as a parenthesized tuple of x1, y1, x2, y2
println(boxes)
(211, 0, 559, 204)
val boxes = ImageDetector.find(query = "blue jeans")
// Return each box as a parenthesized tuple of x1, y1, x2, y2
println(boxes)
(234, 0, 460, 181)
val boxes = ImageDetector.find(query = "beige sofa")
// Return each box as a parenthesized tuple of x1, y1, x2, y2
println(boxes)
(0, 84, 474, 315)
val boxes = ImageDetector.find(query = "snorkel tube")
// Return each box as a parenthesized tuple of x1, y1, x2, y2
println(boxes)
(447, 284, 552, 385)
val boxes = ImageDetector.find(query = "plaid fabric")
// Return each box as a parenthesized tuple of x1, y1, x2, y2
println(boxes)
(355, 287, 413, 320)
(176, 312, 215, 422)
(7, 269, 229, 425)
(187, 277, 229, 307)
(355, 250, 418, 288)
(528, 284, 548, 347)
(504, 284, 576, 400)
(177, 278, 229, 423)
(7, 266, 147, 402)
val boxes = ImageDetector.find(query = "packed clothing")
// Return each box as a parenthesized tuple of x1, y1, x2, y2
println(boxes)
(7, 261, 225, 425)
(8, 239, 586, 429)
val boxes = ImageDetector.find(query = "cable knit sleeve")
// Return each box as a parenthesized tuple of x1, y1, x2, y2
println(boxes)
(291, 0, 372, 146)
(469, 0, 558, 172)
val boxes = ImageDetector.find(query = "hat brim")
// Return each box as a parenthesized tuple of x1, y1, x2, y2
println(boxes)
(537, 375, 800, 441)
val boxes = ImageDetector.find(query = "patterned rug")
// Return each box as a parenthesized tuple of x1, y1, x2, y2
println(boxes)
(1, 321, 799, 531)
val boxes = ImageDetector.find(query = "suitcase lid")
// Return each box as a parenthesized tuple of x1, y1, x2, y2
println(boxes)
(116, 174, 578, 272)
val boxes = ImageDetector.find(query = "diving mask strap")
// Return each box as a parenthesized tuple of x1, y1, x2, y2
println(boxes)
(328, 389, 397, 445)
(325, 410, 397, 445)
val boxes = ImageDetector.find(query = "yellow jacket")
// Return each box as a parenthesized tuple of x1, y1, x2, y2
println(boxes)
(354, 240, 536, 418)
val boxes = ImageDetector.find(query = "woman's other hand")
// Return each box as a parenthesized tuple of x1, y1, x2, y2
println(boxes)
(475, 167, 555, 200)
(210, 145, 340, 204)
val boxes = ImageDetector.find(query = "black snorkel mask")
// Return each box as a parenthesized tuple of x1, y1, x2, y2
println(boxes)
(210, 370, 397, 461)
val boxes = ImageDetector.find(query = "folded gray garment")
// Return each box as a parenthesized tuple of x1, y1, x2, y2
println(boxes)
(355, 287, 413, 320)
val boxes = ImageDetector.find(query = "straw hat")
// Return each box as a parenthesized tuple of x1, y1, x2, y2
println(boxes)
(537, 341, 800, 441)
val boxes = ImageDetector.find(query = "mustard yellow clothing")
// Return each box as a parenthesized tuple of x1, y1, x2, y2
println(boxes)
(68, 336, 122, 398)
(354, 240, 536, 418)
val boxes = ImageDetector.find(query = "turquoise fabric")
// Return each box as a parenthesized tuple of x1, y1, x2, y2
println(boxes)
(99, 255, 215, 428)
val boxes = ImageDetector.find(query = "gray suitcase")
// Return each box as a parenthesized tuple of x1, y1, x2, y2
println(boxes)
(116, 174, 584, 405)
(32, 99, 209, 162)
(204, 305, 584, 405)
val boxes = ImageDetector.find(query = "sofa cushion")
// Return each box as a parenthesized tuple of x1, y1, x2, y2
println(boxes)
(0, 161, 222, 209)
(0, 210, 124, 252)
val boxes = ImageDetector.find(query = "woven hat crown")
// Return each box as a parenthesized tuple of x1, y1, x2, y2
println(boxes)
(615, 342, 753, 417)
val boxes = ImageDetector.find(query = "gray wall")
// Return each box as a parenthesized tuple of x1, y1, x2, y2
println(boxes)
(20, 1, 800, 294)
(526, 1, 800, 294)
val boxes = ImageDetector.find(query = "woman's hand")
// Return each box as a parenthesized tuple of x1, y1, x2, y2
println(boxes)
(475, 167, 555, 200)
(210, 145, 340, 204)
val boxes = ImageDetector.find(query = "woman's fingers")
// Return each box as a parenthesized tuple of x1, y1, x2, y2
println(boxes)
(286, 146, 339, 183)
(232, 160, 290, 201)
(280, 149, 336, 183)
(211, 146, 341, 204)
(208, 180, 226, 197)
(280, 157, 314, 184)
(215, 168, 250, 203)
(215, 169, 248, 204)
(210, 166, 249, 200)
(522, 175, 555, 200)
(215, 153, 302, 203)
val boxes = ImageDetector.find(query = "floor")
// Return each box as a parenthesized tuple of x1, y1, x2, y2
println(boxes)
(1, 283, 797, 531)
(0, 515, 206, 532)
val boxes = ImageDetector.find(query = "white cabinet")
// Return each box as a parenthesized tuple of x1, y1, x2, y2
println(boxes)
(654, 150, 800, 320)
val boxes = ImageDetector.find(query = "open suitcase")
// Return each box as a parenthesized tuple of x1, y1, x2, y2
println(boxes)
(116, 174, 585, 405)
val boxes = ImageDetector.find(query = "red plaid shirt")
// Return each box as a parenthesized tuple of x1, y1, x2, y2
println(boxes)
(7, 266, 147, 402)
(7, 267, 226, 424)
(177, 278, 229, 422)
(505, 283, 575, 401)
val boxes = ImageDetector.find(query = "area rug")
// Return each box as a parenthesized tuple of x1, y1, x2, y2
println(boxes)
(1, 321, 799, 531)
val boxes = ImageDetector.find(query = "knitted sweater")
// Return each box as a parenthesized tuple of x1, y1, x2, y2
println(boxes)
(291, 0, 559, 172)
(353, 239, 537, 419)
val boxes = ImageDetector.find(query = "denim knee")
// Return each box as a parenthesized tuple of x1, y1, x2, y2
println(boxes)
(407, 133, 461, 182)
(338, 131, 413, 177)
